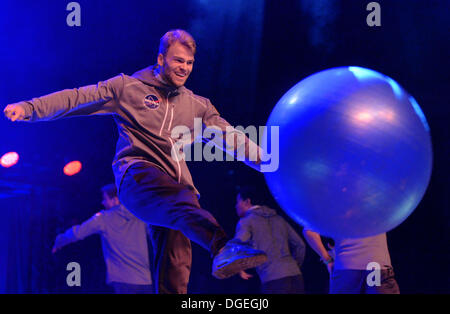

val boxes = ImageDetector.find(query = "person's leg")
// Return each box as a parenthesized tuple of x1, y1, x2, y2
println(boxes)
(111, 282, 127, 294)
(150, 226, 192, 294)
(261, 277, 284, 294)
(365, 267, 400, 294)
(136, 284, 155, 294)
(261, 277, 289, 294)
(111, 282, 154, 294)
(329, 270, 365, 294)
(119, 162, 266, 279)
(261, 275, 305, 294)
(290, 274, 305, 294)
(119, 162, 228, 256)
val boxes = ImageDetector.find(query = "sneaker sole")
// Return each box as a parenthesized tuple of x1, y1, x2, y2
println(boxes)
(213, 254, 267, 279)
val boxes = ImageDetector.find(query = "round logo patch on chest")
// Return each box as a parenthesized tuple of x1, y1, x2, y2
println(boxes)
(144, 94, 160, 109)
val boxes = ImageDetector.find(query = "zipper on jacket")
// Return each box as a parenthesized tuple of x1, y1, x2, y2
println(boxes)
(159, 91, 172, 136)
(167, 105, 174, 131)
(165, 91, 181, 183)
(168, 137, 182, 183)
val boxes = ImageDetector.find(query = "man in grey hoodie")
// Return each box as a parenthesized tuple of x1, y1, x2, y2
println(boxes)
(52, 184, 153, 294)
(234, 186, 306, 294)
(4, 29, 267, 293)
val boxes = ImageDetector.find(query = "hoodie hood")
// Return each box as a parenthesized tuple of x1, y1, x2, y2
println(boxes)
(111, 204, 137, 221)
(131, 65, 186, 95)
(246, 205, 277, 218)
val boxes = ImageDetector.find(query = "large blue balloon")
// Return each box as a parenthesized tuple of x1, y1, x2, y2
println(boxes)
(263, 66, 432, 238)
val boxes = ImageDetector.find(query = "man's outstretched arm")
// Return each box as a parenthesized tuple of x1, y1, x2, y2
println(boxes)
(52, 212, 105, 253)
(4, 74, 125, 122)
(201, 99, 263, 172)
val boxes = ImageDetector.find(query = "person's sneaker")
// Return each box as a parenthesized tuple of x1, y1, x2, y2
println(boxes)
(212, 242, 267, 279)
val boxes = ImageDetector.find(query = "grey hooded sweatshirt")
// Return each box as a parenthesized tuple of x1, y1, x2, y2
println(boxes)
(53, 204, 152, 285)
(12, 66, 260, 194)
(235, 205, 306, 283)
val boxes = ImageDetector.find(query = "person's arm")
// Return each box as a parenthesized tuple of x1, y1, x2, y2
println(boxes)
(286, 222, 306, 267)
(234, 218, 252, 244)
(202, 100, 262, 172)
(4, 74, 125, 122)
(234, 218, 256, 280)
(52, 212, 105, 253)
(302, 229, 334, 273)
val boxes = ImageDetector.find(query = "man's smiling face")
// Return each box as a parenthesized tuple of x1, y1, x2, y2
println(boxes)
(158, 41, 194, 87)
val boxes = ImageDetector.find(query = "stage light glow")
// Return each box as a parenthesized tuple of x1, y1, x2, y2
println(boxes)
(64, 161, 82, 176)
(1, 152, 19, 168)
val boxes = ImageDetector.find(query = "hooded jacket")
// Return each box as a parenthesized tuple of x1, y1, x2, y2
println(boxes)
(53, 204, 152, 285)
(13, 66, 260, 194)
(235, 205, 306, 283)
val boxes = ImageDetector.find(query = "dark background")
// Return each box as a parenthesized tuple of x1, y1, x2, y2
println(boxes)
(0, 0, 448, 293)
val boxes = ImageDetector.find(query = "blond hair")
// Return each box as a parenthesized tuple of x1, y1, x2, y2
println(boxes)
(158, 29, 196, 56)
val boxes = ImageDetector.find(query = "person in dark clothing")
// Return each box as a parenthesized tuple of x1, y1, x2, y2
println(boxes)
(233, 186, 306, 294)
(5, 29, 268, 293)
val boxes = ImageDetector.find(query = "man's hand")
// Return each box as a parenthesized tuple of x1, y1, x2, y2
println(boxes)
(52, 234, 64, 254)
(51, 246, 59, 254)
(4, 104, 26, 122)
(326, 261, 334, 275)
(239, 270, 253, 280)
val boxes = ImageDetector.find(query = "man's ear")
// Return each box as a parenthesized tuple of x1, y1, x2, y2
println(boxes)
(113, 196, 120, 206)
(157, 53, 164, 67)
